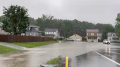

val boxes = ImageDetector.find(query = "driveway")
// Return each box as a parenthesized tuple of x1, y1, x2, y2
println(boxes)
(0, 42, 118, 67)
(0, 42, 27, 50)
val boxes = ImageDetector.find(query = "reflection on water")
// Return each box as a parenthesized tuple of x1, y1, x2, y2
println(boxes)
(75, 51, 119, 67)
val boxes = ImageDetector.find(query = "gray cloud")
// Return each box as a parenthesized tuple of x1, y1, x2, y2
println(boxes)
(0, 0, 120, 25)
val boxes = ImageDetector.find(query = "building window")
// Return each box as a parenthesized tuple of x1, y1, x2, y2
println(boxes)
(88, 36, 97, 39)
(94, 33, 97, 36)
(88, 33, 91, 36)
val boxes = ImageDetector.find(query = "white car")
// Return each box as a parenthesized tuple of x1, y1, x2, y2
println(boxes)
(103, 39, 110, 44)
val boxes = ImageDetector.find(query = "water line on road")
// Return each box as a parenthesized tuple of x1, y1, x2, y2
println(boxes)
(92, 49, 120, 66)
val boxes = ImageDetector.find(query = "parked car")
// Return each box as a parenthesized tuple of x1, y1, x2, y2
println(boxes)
(103, 39, 110, 44)
(65, 38, 74, 41)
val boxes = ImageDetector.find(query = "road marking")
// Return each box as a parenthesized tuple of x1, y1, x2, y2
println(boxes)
(92, 50, 120, 66)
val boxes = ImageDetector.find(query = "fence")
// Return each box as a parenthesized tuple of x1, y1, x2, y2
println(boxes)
(0, 34, 54, 42)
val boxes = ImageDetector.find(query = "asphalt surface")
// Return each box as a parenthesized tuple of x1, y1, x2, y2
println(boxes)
(74, 51, 119, 67)
(0, 42, 120, 67)
(72, 43, 120, 67)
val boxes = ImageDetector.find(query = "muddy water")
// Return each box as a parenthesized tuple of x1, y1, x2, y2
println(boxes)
(0, 42, 107, 67)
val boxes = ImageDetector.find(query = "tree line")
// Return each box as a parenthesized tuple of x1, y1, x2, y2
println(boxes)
(0, 5, 116, 40)
(30, 14, 115, 38)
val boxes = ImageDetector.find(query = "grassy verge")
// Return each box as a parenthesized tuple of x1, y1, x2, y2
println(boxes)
(47, 56, 61, 64)
(0, 45, 18, 54)
(12, 41, 56, 48)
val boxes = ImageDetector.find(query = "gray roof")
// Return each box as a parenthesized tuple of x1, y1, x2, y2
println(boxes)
(86, 29, 99, 33)
(45, 28, 58, 32)
(27, 27, 40, 32)
(107, 32, 117, 37)
(29, 24, 39, 28)
(107, 32, 113, 36)
(98, 33, 102, 36)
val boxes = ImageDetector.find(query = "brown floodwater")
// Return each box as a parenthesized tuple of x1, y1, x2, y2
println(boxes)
(0, 42, 119, 67)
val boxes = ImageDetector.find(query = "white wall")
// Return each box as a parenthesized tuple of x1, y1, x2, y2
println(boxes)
(0, 27, 9, 34)
(45, 30, 60, 38)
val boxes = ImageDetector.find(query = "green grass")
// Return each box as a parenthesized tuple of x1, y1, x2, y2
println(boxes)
(12, 41, 56, 48)
(46, 56, 61, 64)
(0, 45, 18, 54)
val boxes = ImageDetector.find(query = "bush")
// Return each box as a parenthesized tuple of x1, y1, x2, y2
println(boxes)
(54, 38, 63, 41)
(54, 38, 58, 41)
(47, 56, 61, 64)
(58, 38, 63, 40)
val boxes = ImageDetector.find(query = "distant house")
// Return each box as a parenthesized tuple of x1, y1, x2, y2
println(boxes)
(69, 34, 82, 41)
(107, 32, 120, 42)
(0, 22, 9, 35)
(22, 24, 40, 36)
(86, 29, 99, 42)
(45, 28, 60, 38)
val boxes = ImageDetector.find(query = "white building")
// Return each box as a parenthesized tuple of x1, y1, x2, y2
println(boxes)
(0, 22, 9, 35)
(107, 32, 120, 42)
(45, 28, 60, 38)
(22, 24, 41, 36)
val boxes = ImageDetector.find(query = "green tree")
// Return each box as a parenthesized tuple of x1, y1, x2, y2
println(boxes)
(115, 23, 120, 37)
(29, 17, 37, 24)
(115, 13, 120, 37)
(102, 31, 107, 40)
(102, 25, 114, 40)
(41, 31, 45, 36)
(0, 17, 1, 22)
(2, 5, 29, 35)
(30, 14, 115, 38)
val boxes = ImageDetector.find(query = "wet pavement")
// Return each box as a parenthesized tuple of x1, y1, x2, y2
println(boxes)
(0, 42, 120, 67)
(74, 51, 119, 67)
(95, 47, 120, 66)
(72, 43, 120, 67)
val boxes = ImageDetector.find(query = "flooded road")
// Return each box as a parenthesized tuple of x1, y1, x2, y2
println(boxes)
(74, 51, 119, 67)
(0, 42, 119, 67)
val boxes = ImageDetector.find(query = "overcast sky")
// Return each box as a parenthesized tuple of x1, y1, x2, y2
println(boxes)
(0, 0, 120, 25)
